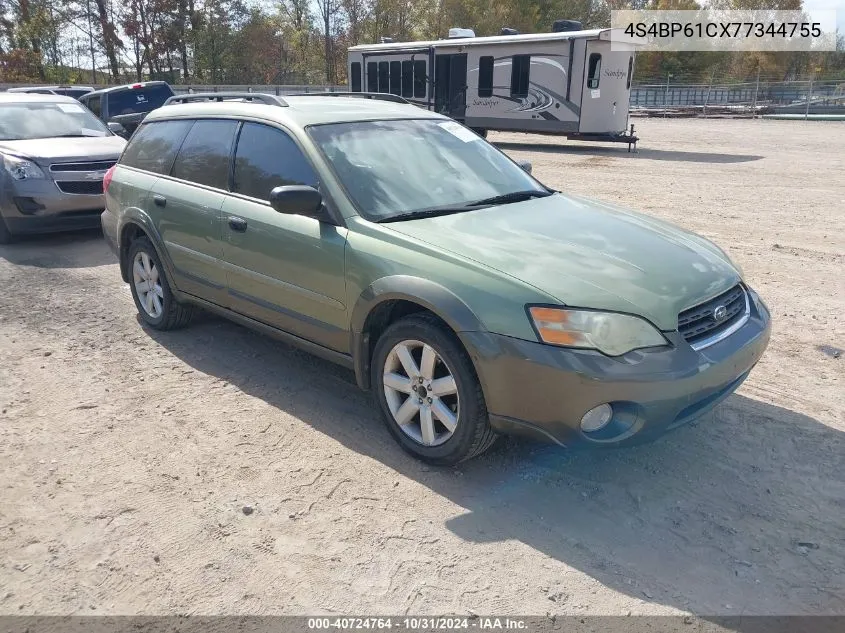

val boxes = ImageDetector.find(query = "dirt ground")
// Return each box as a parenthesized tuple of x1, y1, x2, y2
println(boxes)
(1, 118, 843, 618)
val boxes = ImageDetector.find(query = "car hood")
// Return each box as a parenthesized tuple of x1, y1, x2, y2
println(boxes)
(384, 193, 741, 331)
(0, 136, 126, 164)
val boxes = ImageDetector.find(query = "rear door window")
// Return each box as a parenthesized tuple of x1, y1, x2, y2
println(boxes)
(232, 122, 318, 201)
(170, 120, 238, 189)
(108, 84, 174, 115)
(120, 120, 192, 174)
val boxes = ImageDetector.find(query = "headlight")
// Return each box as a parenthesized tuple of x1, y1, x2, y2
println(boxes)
(3, 154, 46, 180)
(528, 306, 668, 356)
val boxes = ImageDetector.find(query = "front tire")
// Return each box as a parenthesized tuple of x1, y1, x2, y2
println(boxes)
(127, 236, 193, 330)
(371, 313, 497, 465)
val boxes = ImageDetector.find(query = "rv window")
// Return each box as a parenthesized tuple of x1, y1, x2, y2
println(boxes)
(587, 53, 602, 89)
(478, 56, 494, 98)
(351, 62, 362, 92)
(389, 61, 401, 95)
(401, 61, 413, 98)
(413, 60, 426, 98)
(510, 55, 530, 98)
(378, 61, 389, 93)
(626, 56, 634, 89)
(367, 62, 378, 92)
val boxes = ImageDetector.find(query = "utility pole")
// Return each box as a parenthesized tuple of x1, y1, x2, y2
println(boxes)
(752, 64, 761, 118)
(805, 69, 815, 120)
(86, 0, 96, 84)
(703, 72, 714, 117)
(664, 72, 672, 118)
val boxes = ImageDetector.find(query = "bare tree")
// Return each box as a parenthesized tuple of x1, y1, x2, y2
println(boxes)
(315, 0, 340, 83)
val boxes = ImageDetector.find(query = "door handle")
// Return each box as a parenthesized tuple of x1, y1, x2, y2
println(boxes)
(228, 216, 248, 232)
(153, 194, 166, 207)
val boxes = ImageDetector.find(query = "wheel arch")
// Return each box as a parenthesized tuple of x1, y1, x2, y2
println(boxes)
(117, 210, 175, 288)
(350, 276, 485, 390)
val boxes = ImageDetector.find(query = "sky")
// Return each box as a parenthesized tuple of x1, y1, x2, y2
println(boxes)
(801, 0, 845, 33)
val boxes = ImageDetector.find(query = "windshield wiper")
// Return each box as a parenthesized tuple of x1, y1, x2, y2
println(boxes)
(377, 190, 555, 223)
(468, 189, 554, 207)
(376, 204, 487, 223)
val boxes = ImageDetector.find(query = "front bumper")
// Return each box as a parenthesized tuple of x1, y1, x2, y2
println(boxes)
(1, 179, 104, 235)
(462, 287, 771, 447)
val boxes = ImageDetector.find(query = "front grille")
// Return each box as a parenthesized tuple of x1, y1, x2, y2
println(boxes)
(50, 160, 116, 172)
(678, 284, 747, 346)
(56, 180, 104, 195)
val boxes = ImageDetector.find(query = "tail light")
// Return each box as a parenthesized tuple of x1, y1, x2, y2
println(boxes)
(103, 164, 116, 194)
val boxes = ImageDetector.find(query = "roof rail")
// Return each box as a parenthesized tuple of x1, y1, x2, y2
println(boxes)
(284, 92, 411, 105)
(163, 92, 289, 107)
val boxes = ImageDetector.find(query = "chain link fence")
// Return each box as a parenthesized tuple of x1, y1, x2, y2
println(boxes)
(4, 78, 844, 117)
(630, 79, 845, 116)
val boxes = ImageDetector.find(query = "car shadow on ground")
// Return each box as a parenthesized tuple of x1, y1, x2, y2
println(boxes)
(144, 313, 845, 622)
(0, 228, 113, 269)
(493, 141, 764, 164)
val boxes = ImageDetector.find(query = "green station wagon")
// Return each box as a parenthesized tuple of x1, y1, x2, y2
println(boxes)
(101, 92, 771, 464)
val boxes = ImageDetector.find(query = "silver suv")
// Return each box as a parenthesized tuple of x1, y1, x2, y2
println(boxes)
(0, 93, 126, 243)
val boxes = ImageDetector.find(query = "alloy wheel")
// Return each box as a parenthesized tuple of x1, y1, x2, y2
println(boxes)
(132, 251, 164, 319)
(382, 339, 460, 446)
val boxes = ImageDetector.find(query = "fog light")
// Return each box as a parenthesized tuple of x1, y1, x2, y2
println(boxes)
(581, 403, 613, 433)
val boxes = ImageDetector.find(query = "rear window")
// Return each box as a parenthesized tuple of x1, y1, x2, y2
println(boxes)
(55, 88, 91, 99)
(120, 120, 192, 174)
(108, 84, 174, 116)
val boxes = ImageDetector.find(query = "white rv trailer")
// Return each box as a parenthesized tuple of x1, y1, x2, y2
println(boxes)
(347, 27, 639, 148)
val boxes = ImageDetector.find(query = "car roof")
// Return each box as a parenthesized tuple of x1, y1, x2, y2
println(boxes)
(146, 95, 446, 127)
(6, 85, 93, 92)
(0, 93, 82, 104)
(84, 81, 171, 96)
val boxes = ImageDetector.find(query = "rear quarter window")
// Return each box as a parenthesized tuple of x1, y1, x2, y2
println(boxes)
(120, 120, 192, 175)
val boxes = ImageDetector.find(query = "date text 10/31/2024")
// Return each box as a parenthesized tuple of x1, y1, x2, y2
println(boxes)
(307, 618, 528, 630)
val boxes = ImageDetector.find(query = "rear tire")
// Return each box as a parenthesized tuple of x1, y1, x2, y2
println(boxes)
(371, 313, 497, 465)
(472, 128, 488, 139)
(0, 215, 14, 244)
(127, 236, 193, 330)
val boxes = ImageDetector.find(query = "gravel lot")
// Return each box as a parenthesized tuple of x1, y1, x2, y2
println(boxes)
(1, 118, 843, 617)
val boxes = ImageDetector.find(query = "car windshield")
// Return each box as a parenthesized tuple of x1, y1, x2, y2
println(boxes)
(307, 119, 547, 221)
(108, 85, 173, 115)
(0, 102, 110, 140)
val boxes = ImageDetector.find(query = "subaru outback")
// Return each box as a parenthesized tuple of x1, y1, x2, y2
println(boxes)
(101, 92, 771, 465)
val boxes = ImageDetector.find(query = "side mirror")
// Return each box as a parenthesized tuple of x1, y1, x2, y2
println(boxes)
(517, 160, 532, 174)
(269, 185, 323, 217)
(107, 121, 127, 137)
